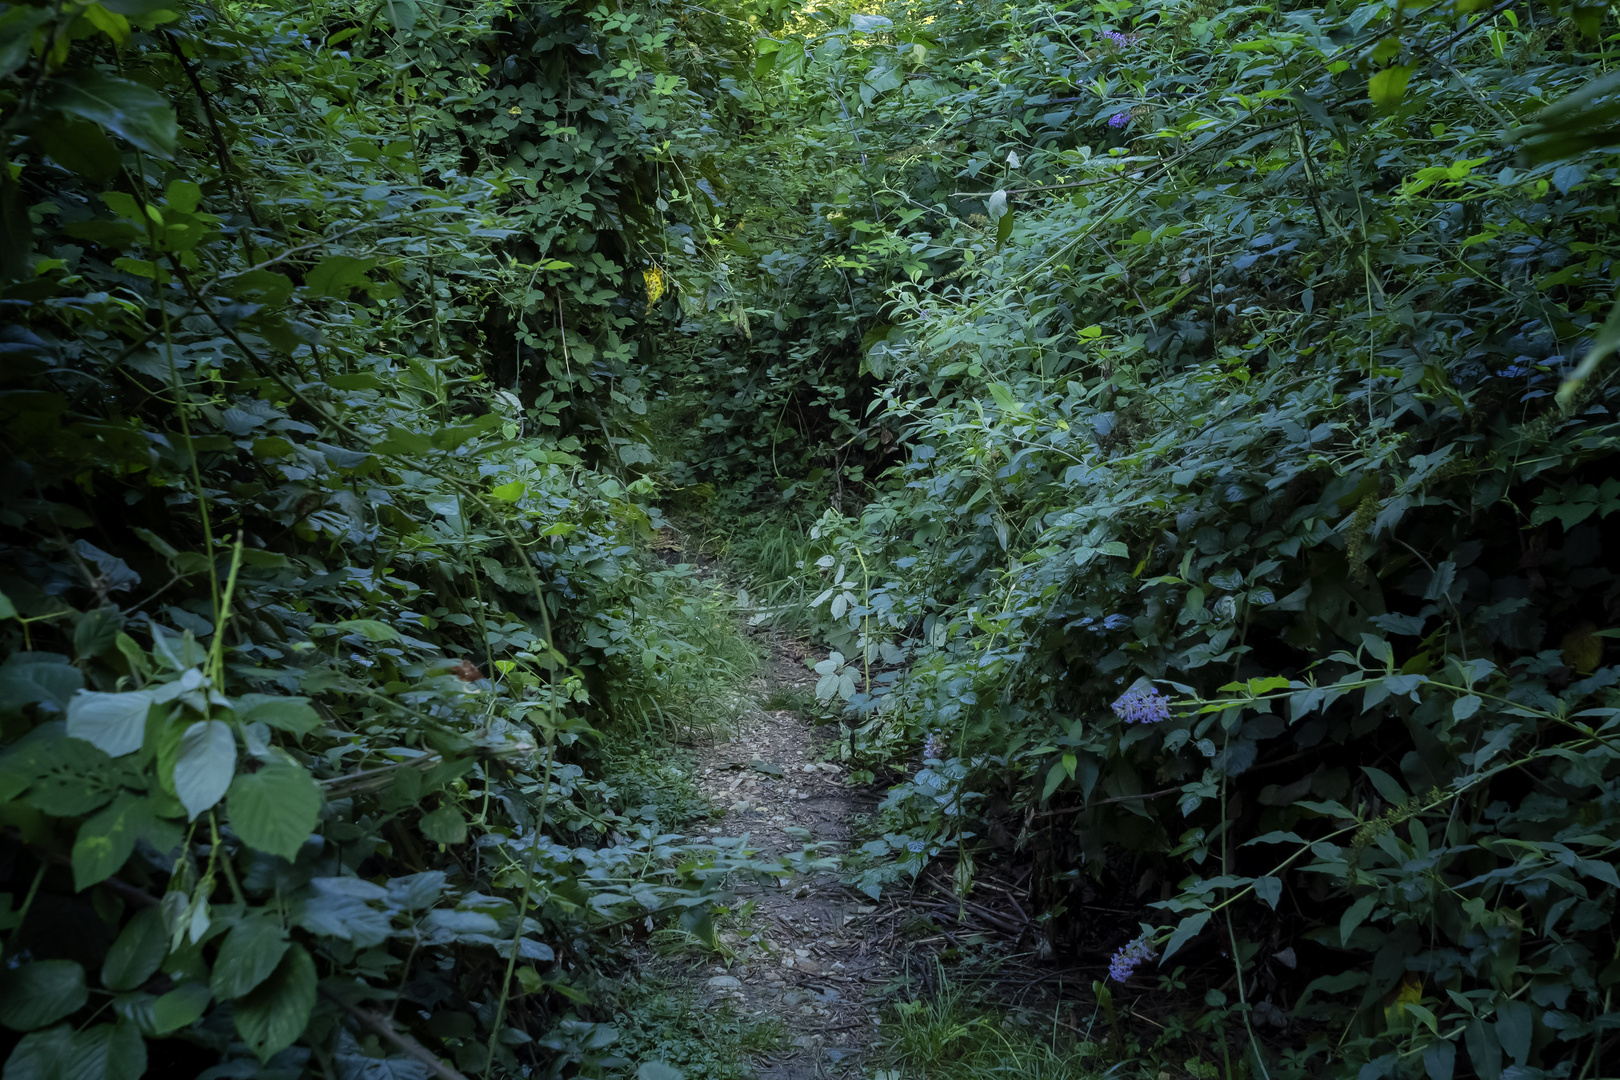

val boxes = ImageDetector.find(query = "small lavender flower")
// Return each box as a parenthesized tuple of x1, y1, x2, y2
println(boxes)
(923, 731, 945, 759)
(1108, 112, 1131, 129)
(1112, 686, 1171, 724)
(1102, 613, 1131, 630)
(1100, 29, 1135, 49)
(1108, 934, 1155, 981)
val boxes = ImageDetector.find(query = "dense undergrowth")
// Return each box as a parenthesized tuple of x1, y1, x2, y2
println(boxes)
(672, 1, 1620, 1079)
(7, 0, 1620, 1075)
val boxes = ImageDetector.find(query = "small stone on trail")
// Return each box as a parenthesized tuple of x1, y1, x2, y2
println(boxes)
(706, 975, 742, 990)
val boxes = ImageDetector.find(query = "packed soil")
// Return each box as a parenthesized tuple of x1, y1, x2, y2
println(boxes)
(679, 635, 898, 1080)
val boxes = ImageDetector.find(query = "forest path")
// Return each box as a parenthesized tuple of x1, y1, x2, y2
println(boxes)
(680, 630, 899, 1080)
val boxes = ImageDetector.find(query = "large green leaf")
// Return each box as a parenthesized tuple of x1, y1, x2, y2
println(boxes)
(65, 690, 154, 758)
(149, 981, 211, 1035)
(235, 694, 321, 736)
(0, 961, 88, 1032)
(72, 792, 154, 891)
(39, 70, 178, 159)
(210, 917, 290, 1000)
(62, 1020, 146, 1080)
(0, 654, 84, 714)
(172, 720, 235, 819)
(100, 907, 168, 992)
(227, 757, 322, 860)
(232, 944, 316, 1062)
(419, 805, 468, 846)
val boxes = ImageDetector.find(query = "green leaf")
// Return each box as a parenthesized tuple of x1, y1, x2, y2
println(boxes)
(173, 720, 235, 820)
(333, 619, 402, 642)
(210, 917, 290, 1000)
(150, 981, 211, 1035)
(236, 694, 321, 736)
(0, 961, 88, 1031)
(72, 792, 154, 891)
(39, 70, 178, 158)
(232, 943, 316, 1062)
(227, 758, 322, 861)
(1423, 1039, 1456, 1080)
(0, 590, 15, 619)
(1253, 875, 1282, 910)
(1558, 289, 1620, 406)
(0, 8, 51, 80)
(420, 805, 468, 845)
(101, 907, 167, 992)
(1159, 910, 1210, 962)
(1340, 892, 1378, 945)
(0, 654, 85, 713)
(1041, 760, 1066, 801)
(491, 480, 527, 502)
(2, 1023, 75, 1080)
(303, 254, 376, 298)
(65, 689, 154, 758)
(638, 1065, 685, 1080)
(63, 1019, 148, 1080)
(1495, 999, 1532, 1065)
(1369, 65, 1413, 109)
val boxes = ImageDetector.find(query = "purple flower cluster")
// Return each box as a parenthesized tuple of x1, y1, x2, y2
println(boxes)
(1108, 112, 1131, 129)
(1100, 29, 1136, 49)
(1108, 934, 1155, 982)
(1112, 686, 1171, 724)
(923, 731, 945, 759)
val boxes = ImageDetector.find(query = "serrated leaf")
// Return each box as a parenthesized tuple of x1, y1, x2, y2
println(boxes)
(235, 694, 321, 736)
(72, 792, 154, 891)
(65, 689, 154, 757)
(173, 720, 235, 819)
(419, 805, 468, 845)
(210, 917, 290, 1000)
(0, 961, 88, 1031)
(232, 944, 316, 1062)
(101, 907, 168, 992)
(227, 758, 322, 861)
(40, 70, 178, 158)
(150, 981, 211, 1035)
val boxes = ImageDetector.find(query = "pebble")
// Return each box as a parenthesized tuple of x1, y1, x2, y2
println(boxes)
(706, 975, 742, 990)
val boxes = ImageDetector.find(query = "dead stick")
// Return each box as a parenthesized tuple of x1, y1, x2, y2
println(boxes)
(326, 994, 469, 1080)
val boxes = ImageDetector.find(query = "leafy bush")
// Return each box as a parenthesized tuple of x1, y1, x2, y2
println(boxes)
(687, 1, 1620, 1077)
(0, 0, 781, 1074)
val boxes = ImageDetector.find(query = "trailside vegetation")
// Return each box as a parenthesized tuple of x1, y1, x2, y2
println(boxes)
(6, 0, 1620, 1077)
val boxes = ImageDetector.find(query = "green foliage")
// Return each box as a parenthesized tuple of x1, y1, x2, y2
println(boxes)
(876, 974, 1111, 1080)
(658, 0, 1620, 1077)
(603, 979, 783, 1080)
(0, 0, 782, 1073)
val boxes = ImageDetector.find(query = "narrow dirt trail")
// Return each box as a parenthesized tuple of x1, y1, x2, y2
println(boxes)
(681, 633, 901, 1080)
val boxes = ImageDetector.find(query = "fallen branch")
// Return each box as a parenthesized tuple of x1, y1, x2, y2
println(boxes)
(325, 993, 470, 1080)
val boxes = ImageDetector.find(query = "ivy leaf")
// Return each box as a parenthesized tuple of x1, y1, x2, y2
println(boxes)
(173, 720, 236, 819)
(101, 907, 168, 992)
(72, 792, 154, 891)
(0, 961, 88, 1031)
(232, 944, 317, 1062)
(39, 70, 178, 158)
(227, 757, 322, 860)
(65, 689, 154, 757)
(210, 917, 290, 1000)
